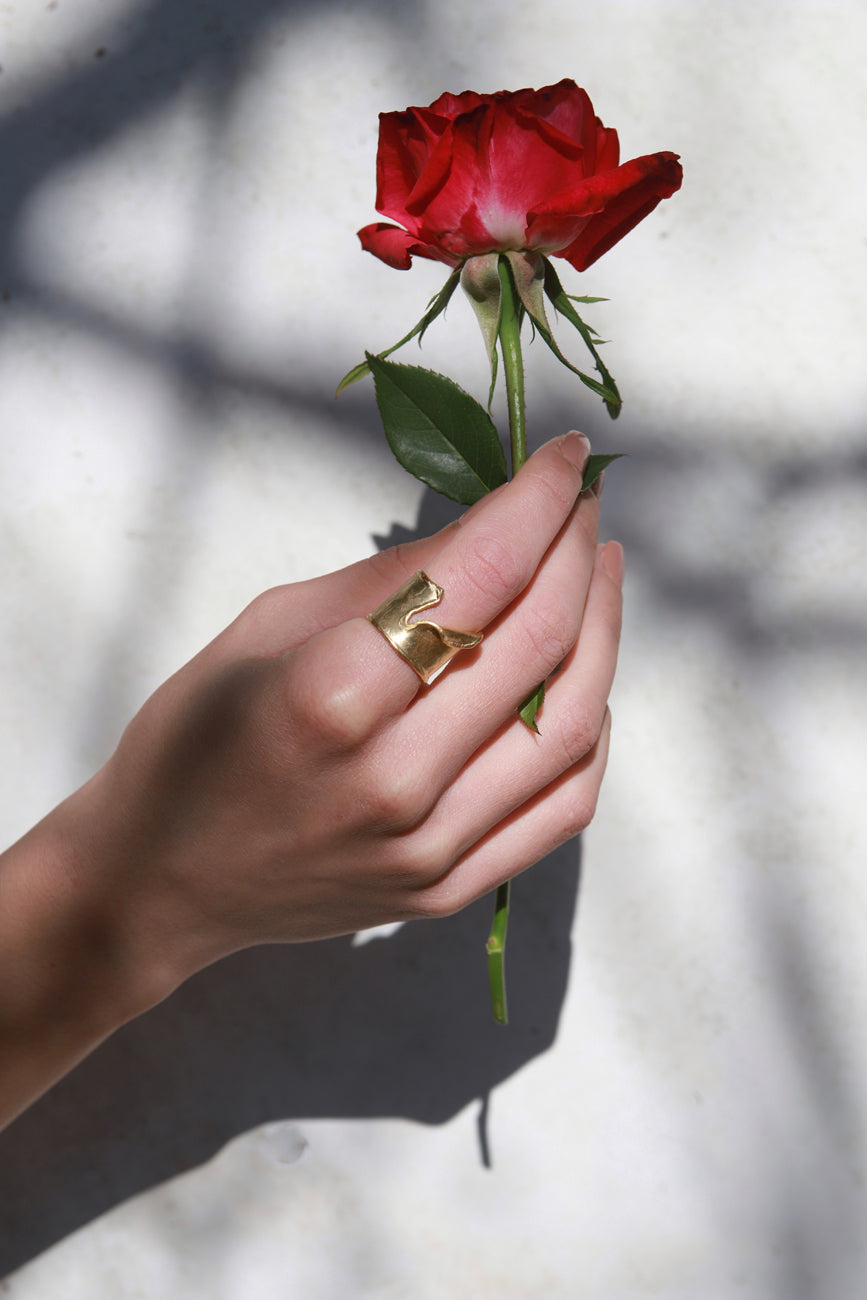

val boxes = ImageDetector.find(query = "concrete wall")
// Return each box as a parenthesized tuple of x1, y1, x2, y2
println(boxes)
(2, 1, 866, 1295)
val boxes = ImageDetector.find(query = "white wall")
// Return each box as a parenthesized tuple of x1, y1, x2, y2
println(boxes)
(2, 1, 866, 1296)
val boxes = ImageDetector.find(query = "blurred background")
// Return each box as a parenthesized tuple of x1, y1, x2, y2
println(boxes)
(1, 1, 866, 1296)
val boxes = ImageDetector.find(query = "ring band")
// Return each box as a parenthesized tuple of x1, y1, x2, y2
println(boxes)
(367, 570, 483, 684)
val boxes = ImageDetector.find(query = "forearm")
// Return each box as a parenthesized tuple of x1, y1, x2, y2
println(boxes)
(0, 779, 167, 1132)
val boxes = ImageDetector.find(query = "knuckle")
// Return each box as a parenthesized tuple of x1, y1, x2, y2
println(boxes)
(464, 528, 523, 607)
(366, 544, 412, 588)
(363, 762, 432, 833)
(373, 828, 453, 905)
(526, 461, 579, 517)
(227, 586, 293, 650)
(411, 894, 457, 921)
(287, 670, 375, 753)
(519, 596, 576, 670)
(402, 828, 452, 888)
(557, 699, 603, 768)
(248, 584, 290, 623)
(409, 874, 463, 920)
(563, 789, 598, 838)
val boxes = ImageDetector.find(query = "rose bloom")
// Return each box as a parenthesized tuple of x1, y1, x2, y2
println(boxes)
(358, 79, 682, 273)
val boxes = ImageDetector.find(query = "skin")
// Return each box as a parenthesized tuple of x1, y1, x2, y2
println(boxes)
(0, 432, 623, 1131)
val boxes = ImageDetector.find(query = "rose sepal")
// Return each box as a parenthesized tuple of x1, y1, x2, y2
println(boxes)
(543, 261, 622, 418)
(336, 268, 461, 395)
(459, 254, 503, 403)
(507, 255, 621, 415)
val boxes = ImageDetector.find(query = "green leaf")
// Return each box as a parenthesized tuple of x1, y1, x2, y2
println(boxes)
(518, 680, 545, 733)
(581, 453, 625, 494)
(336, 268, 461, 395)
(505, 256, 620, 414)
(544, 261, 623, 419)
(366, 353, 507, 505)
(336, 359, 371, 392)
(523, 302, 619, 408)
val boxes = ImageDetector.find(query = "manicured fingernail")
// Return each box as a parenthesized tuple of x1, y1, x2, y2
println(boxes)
(600, 540, 624, 585)
(558, 431, 591, 469)
(590, 469, 606, 499)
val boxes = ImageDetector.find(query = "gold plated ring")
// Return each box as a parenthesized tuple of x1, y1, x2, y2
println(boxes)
(367, 570, 483, 684)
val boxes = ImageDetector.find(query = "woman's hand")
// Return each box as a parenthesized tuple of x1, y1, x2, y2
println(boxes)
(0, 432, 622, 1126)
(84, 431, 622, 981)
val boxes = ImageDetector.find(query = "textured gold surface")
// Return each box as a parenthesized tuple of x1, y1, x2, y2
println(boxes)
(367, 571, 483, 684)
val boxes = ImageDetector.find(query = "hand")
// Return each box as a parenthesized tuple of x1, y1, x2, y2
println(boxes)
(0, 432, 622, 1125)
(80, 431, 622, 988)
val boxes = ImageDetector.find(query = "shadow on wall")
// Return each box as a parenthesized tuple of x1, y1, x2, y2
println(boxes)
(0, 451, 583, 1276)
(0, 463, 583, 1275)
(0, 0, 581, 1278)
(0, 0, 425, 288)
(0, 0, 443, 778)
(0, 841, 580, 1274)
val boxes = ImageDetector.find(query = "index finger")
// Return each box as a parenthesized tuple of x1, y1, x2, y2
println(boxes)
(420, 431, 591, 635)
(282, 433, 592, 742)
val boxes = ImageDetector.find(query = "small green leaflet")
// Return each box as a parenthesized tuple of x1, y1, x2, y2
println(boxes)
(580, 453, 624, 494)
(518, 681, 546, 733)
(366, 353, 508, 505)
(543, 262, 623, 420)
(336, 269, 460, 395)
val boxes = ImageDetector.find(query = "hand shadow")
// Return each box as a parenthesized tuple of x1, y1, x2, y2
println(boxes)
(0, 488, 581, 1276)
(0, 844, 580, 1275)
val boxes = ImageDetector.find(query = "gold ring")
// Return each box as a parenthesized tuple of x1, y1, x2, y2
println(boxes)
(367, 570, 483, 684)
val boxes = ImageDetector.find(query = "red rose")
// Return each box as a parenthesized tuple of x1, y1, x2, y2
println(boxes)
(358, 79, 682, 273)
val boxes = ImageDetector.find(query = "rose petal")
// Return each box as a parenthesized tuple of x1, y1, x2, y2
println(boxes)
(513, 79, 596, 158)
(407, 100, 596, 259)
(375, 110, 443, 229)
(427, 88, 487, 117)
(357, 222, 454, 270)
(528, 151, 683, 268)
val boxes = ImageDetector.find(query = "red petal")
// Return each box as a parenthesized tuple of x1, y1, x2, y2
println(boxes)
(427, 88, 487, 117)
(531, 151, 683, 269)
(406, 99, 596, 258)
(375, 109, 445, 229)
(515, 80, 595, 154)
(405, 108, 498, 254)
(595, 120, 620, 173)
(357, 222, 455, 270)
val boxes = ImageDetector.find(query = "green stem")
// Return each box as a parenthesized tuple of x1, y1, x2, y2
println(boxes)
(497, 255, 526, 475)
(486, 882, 510, 1024)
(484, 256, 527, 1026)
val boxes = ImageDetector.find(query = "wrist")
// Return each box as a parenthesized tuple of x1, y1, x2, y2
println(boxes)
(0, 774, 182, 1126)
(44, 768, 196, 1019)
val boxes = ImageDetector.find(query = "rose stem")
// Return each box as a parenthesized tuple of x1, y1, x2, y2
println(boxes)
(485, 255, 527, 1026)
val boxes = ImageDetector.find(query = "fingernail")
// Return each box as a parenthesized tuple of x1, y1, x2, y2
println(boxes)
(599, 540, 624, 585)
(558, 431, 591, 469)
(588, 469, 605, 499)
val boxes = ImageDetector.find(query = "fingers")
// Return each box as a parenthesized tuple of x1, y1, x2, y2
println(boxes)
(283, 433, 594, 735)
(408, 540, 623, 857)
(287, 521, 465, 632)
(219, 519, 465, 661)
(422, 432, 591, 634)
(411, 709, 614, 918)
(403, 478, 604, 763)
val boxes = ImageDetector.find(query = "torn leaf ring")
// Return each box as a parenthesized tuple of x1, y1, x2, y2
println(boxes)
(367, 570, 483, 684)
